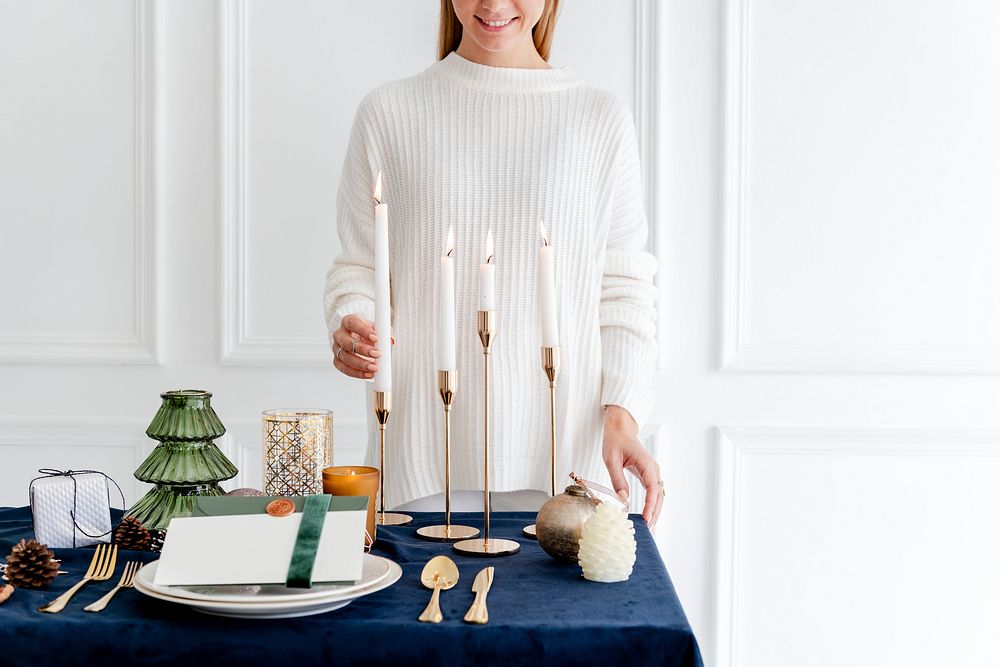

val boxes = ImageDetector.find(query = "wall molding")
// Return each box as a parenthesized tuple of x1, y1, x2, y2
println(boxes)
(633, 0, 667, 369)
(0, 415, 368, 506)
(714, 425, 1000, 667)
(221, 418, 368, 491)
(0, 417, 152, 505)
(0, 0, 159, 366)
(719, 0, 1000, 374)
(219, 0, 331, 367)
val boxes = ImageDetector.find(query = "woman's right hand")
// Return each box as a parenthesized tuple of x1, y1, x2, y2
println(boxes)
(331, 314, 381, 379)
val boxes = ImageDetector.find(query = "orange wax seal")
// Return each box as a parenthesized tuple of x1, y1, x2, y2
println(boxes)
(266, 498, 295, 517)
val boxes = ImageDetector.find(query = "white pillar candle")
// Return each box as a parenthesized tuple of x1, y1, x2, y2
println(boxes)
(538, 222, 559, 347)
(479, 229, 496, 311)
(372, 171, 393, 391)
(438, 226, 456, 371)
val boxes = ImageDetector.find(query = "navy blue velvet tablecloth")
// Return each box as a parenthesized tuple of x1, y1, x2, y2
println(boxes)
(0, 507, 702, 666)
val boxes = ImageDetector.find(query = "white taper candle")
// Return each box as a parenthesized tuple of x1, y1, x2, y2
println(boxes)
(538, 222, 559, 347)
(479, 229, 496, 311)
(373, 171, 393, 391)
(439, 226, 456, 370)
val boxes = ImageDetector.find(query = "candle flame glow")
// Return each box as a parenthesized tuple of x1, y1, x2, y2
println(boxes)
(373, 171, 382, 204)
(539, 221, 550, 247)
(350, 470, 356, 476)
(445, 225, 455, 257)
(485, 229, 494, 264)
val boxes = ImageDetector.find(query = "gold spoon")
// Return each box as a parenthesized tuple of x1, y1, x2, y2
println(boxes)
(418, 555, 459, 623)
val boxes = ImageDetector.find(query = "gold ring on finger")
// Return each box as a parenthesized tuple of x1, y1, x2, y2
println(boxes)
(335, 347, 343, 361)
(351, 339, 358, 355)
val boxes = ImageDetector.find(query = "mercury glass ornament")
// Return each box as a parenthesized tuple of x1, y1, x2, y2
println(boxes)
(128, 390, 238, 532)
(577, 501, 637, 583)
(535, 485, 597, 563)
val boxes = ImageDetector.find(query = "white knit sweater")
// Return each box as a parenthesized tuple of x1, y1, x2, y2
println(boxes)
(324, 52, 657, 508)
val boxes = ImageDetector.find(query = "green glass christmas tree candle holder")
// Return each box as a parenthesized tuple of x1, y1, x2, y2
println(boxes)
(128, 390, 238, 532)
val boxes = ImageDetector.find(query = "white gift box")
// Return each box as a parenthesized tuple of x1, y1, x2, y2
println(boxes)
(29, 471, 120, 548)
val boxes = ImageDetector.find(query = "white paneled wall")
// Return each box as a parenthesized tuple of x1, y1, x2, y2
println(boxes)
(716, 428, 1000, 667)
(0, 0, 157, 364)
(721, 0, 1000, 373)
(3, 1, 1000, 665)
(657, 0, 1000, 665)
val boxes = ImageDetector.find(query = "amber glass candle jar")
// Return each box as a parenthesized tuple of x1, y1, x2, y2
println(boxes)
(323, 466, 380, 546)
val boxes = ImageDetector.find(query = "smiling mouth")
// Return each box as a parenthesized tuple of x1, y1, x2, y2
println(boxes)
(475, 15, 520, 30)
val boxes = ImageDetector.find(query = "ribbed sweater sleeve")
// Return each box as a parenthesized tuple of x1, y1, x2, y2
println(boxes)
(324, 100, 378, 338)
(600, 106, 658, 427)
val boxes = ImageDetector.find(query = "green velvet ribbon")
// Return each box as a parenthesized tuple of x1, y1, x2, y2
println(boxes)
(285, 494, 332, 588)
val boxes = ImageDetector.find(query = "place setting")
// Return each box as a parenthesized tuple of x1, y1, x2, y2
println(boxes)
(130, 494, 402, 619)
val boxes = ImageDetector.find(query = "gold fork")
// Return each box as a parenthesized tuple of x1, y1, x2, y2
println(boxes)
(83, 561, 140, 613)
(38, 543, 118, 613)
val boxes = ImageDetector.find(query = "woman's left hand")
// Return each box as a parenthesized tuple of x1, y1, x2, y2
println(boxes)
(602, 406, 664, 528)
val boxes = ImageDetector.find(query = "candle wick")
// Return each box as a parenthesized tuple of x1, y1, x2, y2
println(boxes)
(487, 254, 495, 264)
(447, 247, 454, 257)
(372, 194, 381, 205)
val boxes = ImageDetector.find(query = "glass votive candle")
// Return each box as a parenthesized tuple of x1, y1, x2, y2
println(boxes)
(262, 409, 332, 496)
(323, 466, 380, 547)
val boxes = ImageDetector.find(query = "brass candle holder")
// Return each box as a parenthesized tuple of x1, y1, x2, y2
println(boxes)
(524, 345, 561, 538)
(374, 390, 412, 526)
(453, 310, 520, 557)
(416, 370, 480, 542)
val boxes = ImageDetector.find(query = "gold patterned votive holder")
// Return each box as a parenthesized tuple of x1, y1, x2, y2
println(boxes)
(262, 409, 333, 496)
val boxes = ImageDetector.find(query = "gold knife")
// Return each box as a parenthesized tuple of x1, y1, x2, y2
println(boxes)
(464, 566, 494, 624)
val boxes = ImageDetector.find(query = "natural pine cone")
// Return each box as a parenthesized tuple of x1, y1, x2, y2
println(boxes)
(4, 539, 60, 589)
(114, 516, 152, 552)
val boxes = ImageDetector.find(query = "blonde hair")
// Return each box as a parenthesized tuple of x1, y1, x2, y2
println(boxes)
(438, 0, 560, 61)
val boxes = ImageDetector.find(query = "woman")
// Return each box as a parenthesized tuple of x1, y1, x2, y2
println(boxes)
(324, 0, 663, 526)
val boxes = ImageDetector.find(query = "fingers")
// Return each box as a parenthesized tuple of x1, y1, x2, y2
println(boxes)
(651, 482, 664, 528)
(342, 314, 377, 342)
(340, 347, 378, 375)
(331, 335, 376, 375)
(630, 458, 661, 526)
(331, 318, 378, 379)
(603, 447, 630, 503)
(333, 327, 380, 359)
(333, 354, 374, 380)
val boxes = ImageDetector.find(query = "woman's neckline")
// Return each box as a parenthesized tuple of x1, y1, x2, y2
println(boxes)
(429, 51, 581, 93)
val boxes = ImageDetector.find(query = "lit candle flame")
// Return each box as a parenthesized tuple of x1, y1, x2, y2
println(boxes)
(350, 470, 356, 476)
(485, 229, 494, 264)
(373, 170, 382, 205)
(445, 225, 455, 257)
(539, 221, 550, 247)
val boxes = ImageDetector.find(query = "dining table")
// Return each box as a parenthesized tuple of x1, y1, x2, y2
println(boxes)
(0, 506, 703, 666)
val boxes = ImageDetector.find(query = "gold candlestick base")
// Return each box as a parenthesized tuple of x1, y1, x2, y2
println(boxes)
(378, 512, 413, 526)
(374, 390, 412, 527)
(524, 345, 562, 539)
(453, 537, 521, 557)
(452, 311, 519, 558)
(418, 524, 481, 542)
(417, 370, 480, 542)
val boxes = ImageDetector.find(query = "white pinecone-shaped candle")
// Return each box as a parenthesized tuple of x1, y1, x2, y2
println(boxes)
(577, 501, 637, 582)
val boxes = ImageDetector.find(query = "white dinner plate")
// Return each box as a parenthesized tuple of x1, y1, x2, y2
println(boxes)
(134, 557, 402, 619)
(140, 553, 392, 603)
